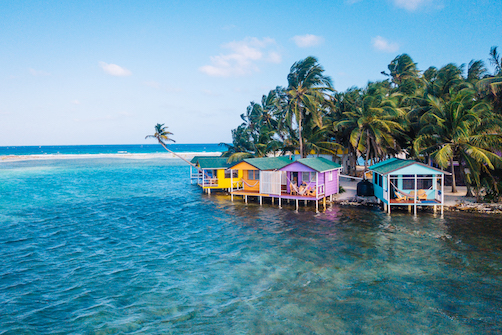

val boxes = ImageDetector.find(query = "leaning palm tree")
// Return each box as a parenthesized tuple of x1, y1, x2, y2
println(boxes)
(146, 123, 202, 170)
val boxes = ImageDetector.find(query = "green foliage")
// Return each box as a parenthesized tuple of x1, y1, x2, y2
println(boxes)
(225, 47, 502, 200)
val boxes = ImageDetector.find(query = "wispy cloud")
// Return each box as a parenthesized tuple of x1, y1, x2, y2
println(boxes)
(29, 68, 50, 76)
(372, 36, 399, 53)
(345, 0, 363, 4)
(202, 89, 222, 96)
(71, 100, 81, 105)
(143, 81, 161, 89)
(199, 37, 281, 77)
(99, 62, 132, 76)
(291, 34, 324, 48)
(393, 0, 438, 11)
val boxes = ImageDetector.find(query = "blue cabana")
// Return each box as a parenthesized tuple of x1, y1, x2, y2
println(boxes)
(369, 158, 451, 215)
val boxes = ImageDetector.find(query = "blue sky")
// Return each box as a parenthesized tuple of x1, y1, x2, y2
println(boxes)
(0, 0, 501, 146)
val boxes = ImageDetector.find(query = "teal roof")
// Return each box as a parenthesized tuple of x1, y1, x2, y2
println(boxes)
(242, 156, 292, 170)
(296, 157, 342, 172)
(190, 155, 222, 164)
(196, 157, 232, 169)
(369, 158, 448, 175)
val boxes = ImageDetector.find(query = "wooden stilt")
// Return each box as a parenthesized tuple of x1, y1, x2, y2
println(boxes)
(408, 205, 412, 213)
(259, 196, 262, 205)
(388, 203, 391, 214)
(279, 197, 282, 209)
(245, 195, 247, 203)
(433, 205, 437, 213)
(231, 193, 233, 202)
(316, 200, 319, 213)
(304, 200, 307, 206)
(323, 197, 326, 211)
(296, 199, 299, 211)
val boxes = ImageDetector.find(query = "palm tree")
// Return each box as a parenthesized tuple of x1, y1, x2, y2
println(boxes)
(489, 46, 502, 76)
(146, 123, 200, 169)
(333, 83, 406, 175)
(285, 56, 333, 157)
(414, 89, 502, 192)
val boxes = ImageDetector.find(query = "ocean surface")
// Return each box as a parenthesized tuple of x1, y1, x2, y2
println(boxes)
(1, 157, 502, 334)
(0, 144, 223, 156)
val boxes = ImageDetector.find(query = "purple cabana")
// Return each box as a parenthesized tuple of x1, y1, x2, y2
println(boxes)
(279, 157, 342, 211)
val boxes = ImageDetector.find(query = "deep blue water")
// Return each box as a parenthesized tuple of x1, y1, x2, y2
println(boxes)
(1, 158, 502, 334)
(0, 144, 223, 156)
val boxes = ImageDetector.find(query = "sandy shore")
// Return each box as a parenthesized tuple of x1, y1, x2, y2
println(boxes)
(0, 152, 222, 162)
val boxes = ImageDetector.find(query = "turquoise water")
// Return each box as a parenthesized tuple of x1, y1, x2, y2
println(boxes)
(1, 158, 502, 334)
(0, 144, 222, 156)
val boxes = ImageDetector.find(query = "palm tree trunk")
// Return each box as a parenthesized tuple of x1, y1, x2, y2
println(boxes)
(158, 139, 204, 174)
(363, 130, 370, 179)
(299, 110, 304, 158)
(451, 156, 457, 193)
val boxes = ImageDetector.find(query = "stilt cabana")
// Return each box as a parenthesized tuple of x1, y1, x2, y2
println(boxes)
(229, 156, 342, 212)
(228, 157, 292, 204)
(279, 158, 342, 212)
(190, 156, 243, 194)
(369, 158, 451, 215)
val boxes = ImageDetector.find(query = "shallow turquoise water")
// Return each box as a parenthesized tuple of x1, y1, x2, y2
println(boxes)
(1, 158, 501, 334)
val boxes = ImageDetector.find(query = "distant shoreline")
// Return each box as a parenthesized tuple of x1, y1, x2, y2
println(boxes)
(0, 152, 222, 162)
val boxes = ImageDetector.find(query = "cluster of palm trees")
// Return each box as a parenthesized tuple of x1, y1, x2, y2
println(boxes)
(222, 48, 502, 199)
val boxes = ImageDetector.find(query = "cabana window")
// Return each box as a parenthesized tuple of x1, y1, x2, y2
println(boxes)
(402, 175, 414, 189)
(225, 170, 238, 179)
(248, 170, 260, 180)
(302, 172, 314, 182)
(417, 175, 433, 189)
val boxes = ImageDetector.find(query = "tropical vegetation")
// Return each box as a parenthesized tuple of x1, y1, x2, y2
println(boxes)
(223, 49, 502, 201)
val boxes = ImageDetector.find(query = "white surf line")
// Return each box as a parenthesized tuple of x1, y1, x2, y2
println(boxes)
(0, 152, 222, 162)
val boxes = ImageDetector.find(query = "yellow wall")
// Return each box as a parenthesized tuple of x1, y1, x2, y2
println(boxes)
(229, 161, 259, 191)
(203, 168, 243, 189)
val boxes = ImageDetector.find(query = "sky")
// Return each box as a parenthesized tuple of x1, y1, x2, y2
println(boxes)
(0, 0, 501, 146)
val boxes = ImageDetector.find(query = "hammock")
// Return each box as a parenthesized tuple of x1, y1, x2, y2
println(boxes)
(241, 179, 259, 188)
(390, 182, 432, 201)
(287, 176, 310, 196)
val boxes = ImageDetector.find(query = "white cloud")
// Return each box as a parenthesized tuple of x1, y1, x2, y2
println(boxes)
(267, 51, 282, 64)
(393, 0, 434, 11)
(291, 34, 324, 48)
(372, 36, 399, 53)
(29, 68, 50, 76)
(71, 100, 81, 105)
(199, 37, 281, 77)
(99, 62, 132, 76)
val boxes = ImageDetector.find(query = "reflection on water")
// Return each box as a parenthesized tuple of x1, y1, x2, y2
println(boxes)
(1, 159, 501, 334)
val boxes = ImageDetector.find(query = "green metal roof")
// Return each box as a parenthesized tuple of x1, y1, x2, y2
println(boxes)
(296, 157, 342, 172)
(243, 156, 292, 170)
(369, 158, 448, 175)
(196, 157, 232, 169)
(190, 155, 221, 164)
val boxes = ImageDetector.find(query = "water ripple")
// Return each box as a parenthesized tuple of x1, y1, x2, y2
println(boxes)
(0, 158, 501, 334)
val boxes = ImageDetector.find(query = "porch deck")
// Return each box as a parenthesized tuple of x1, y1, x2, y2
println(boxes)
(389, 199, 441, 205)
(230, 189, 321, 200)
